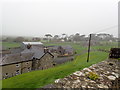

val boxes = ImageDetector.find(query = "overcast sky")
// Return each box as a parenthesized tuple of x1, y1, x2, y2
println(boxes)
(1, 0, 119, 37)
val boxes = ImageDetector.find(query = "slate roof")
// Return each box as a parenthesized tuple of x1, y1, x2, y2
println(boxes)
(10, 47, 23, 54)
(0, 45, 56, 66)
(0, 52, 34, 66)
(21, 46, 45, 59)
(61, 45, 74, 53)
(48, 45, 74, 53)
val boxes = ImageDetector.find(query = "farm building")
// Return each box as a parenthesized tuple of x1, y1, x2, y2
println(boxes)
(22, 45, 55, 70)
(21, 42, 43, 49)
(0, 45, 56, 79)
(48, 45, 75, 57)
(0, 53, 34, 79)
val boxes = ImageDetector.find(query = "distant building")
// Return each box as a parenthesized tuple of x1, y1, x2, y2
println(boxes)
(48, 45, 75, 57)
(21, 42, 43, 49)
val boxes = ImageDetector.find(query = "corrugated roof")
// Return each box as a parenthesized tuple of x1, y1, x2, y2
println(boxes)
(22, 42, 43, 45)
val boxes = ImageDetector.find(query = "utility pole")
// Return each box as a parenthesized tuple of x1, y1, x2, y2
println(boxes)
(87, 34, 92, 62)
(116, 3, 120, 84)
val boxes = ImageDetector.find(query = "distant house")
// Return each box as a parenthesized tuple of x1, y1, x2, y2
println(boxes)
(0, 45, 56, 79)
(48, 45, 75, 57)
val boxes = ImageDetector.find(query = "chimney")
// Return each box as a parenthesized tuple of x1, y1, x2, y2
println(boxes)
(27, 44, 31, 49)
(44, 47, 49, 53)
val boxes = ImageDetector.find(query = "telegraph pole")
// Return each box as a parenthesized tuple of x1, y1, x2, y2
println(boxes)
(118, 1, 120, 48)
(87, 34, 92, 62)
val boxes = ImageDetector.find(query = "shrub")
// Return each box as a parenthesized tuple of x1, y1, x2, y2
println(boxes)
(87, 72, 99, 80)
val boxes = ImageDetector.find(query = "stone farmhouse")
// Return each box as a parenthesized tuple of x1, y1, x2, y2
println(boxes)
(0, 42, 55, 79)
(22, 45, 55, 70)
(0, 53, 34, 79)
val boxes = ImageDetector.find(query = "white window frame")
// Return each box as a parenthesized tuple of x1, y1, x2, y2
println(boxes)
(26, 62, 29, 65)
(5, 73, 8, 76)
(16, 63, 20, 67)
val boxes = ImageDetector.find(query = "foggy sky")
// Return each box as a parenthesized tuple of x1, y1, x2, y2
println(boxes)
(1, 0, 119, 37)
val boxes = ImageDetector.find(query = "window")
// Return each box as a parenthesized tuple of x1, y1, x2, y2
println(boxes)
(5, 73, 8, 76)
(16, 64, 20, 67)
(16, 70, 20, 75)
(26, 62, 29, 65)
(28, 67, 31, 72)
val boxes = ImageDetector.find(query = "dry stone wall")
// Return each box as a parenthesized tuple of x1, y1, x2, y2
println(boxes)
(43, 59, 120, 89)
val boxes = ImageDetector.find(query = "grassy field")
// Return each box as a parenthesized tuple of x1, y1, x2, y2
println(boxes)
(1, 42, 21, 49)
(2, 51, 108, 88)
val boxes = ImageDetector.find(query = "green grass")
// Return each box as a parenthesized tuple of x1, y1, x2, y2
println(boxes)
(1, 42, 20, 49)
(2, 51, 108, 88)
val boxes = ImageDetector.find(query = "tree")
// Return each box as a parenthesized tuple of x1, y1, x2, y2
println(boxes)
(62, 33, 66, 38)
(45, 34, 52, 42)
(68, 35, 74, 42)
(73, 33, 80, 42)
(61, 33, 68, 41)
(14, 37, 24, 42)
(54, 35, 59, 39)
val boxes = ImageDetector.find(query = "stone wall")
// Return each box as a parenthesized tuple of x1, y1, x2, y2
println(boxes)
(43, 59, 120, 89)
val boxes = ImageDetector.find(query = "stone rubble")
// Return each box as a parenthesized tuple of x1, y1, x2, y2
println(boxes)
(43, 59, 120, 89)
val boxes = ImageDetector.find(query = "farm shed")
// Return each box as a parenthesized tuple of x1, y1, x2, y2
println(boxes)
(21, 42, 43, 49)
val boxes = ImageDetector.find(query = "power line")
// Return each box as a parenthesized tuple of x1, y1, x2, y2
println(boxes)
(92, 25, 118, 34)
(87, 25, 118, 62)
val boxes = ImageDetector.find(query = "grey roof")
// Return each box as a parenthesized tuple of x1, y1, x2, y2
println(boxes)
(10, 47, 23, 54)
(61, 45, 74, 53)
(21, 53, 34, 61)
(0, 52, 34, 66)
(0, 46, 49, 66)
(48, 45, 74, 53)
(21, 46, 45, 59)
